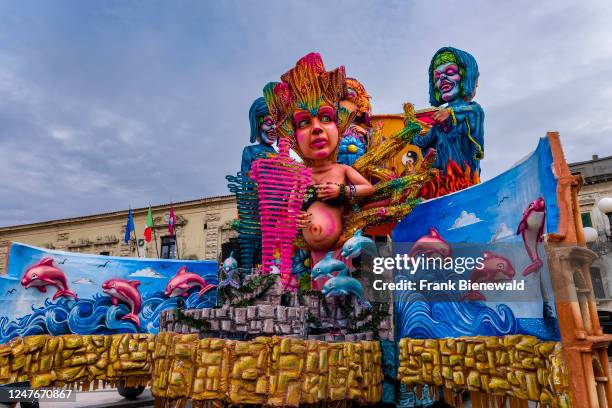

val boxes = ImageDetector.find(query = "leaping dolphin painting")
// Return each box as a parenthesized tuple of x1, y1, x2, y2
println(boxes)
(102, 278, 142, 327)
(408, 228, 451, 258)
(516, 197, 546, 276)
(462, 251, 516, 301)
(164, 266, 216, 298)
(21, 257, 78, 300)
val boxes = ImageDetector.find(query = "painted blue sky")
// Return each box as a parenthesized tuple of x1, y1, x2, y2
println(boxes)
(1, 1, 611, 226)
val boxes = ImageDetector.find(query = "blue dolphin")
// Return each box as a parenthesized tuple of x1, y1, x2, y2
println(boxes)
(219, 251, 240, 288)
(341, 230, 378, 259)
(222, 251, 238, 272)
(322, 275, 371, 309)
(311, 251, 349, 282)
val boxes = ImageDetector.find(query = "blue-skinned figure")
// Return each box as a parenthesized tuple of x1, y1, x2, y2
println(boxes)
(413, 47, 484, 176)
(241, 97, 277, 174)
(226, 97, 277, 271)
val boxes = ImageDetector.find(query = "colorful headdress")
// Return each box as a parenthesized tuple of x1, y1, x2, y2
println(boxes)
(428, 47, 479, 107)
(344, 77, 371, 125)
(248, 97, 270, 143)
(263, 53, 353, 159)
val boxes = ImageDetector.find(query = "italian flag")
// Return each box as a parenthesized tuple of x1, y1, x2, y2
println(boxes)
(144, 206, 154, 242)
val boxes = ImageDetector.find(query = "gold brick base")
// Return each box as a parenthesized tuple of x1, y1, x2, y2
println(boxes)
(0, 333, 383, 407)
(398, 335, 570, 407)
(151, 333, 382, 407)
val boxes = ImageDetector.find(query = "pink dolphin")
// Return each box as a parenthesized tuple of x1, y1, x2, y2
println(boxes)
(102, 278, 142, 327)
(516, 197, 546, 276)
(21, 257, 78, 300)
(164, 266, 216, 298)
(471, 251, 516, 283)
(408, 228, 451, 258)
(463, 251, 516, 301)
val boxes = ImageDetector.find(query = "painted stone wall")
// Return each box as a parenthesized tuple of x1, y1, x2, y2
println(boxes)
(398, 335, 570, 407)
(0, 333, 383, 407)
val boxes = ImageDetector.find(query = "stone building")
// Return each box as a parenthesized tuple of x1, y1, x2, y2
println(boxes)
(0, 195, 237, 270)
(570, 154, 612, 316)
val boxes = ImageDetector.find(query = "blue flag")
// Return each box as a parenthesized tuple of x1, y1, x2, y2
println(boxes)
(124, 208, 135, 243)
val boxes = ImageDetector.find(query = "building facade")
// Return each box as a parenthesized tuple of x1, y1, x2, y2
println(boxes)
(570, 154, 612, 316)
(0, 195, 237, 272)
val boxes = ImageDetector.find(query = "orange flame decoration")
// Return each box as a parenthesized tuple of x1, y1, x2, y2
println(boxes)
(420, 160, 480, 199)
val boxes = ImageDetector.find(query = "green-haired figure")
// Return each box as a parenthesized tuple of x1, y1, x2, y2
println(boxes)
(413, 47, 484, 175)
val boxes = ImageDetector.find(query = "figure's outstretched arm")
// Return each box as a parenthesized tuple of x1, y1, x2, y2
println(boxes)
(345, 165, 375, 198)
(412, 127, 437, 150)
(313, 165, 374, 200)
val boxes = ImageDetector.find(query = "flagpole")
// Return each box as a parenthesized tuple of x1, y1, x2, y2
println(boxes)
(150, 203, 160, 258)
(132, 208, 140, 258)
(132, 228, 141, 257)
(153, 226, 160, 258)
(172, 202, 181, 260)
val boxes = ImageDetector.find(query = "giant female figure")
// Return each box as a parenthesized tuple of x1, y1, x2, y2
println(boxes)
(263, 53, 374, 262)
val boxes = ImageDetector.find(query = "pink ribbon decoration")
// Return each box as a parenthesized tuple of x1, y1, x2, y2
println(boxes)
(250, 138, 311, 291)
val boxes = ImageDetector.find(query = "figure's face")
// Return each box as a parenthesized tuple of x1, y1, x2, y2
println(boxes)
(293, 105, 339, 161)
(259, 114, 277, 145)
(434, 63, 461, 102)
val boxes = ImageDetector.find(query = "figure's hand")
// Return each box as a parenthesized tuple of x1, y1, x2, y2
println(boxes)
(315, 183, 341, 200)
(432, 107, 450, 124)
(297, 212, 312, 230)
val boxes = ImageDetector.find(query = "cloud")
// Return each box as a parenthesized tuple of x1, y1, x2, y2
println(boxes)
(1, 1, 612, 226)
(490, 223, 515, 242)
(72, 278, 96, 285)
(449, 211, 483, 230)
(128, 267, 165, 279)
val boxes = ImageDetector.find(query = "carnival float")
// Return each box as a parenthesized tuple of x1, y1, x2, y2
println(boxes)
(0, 47, 610, 408)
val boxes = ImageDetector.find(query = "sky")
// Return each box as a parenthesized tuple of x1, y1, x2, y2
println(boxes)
(0, 0, 611, 227)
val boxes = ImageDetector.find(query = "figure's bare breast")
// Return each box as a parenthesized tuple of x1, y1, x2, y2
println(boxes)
(302, 201, 344, 251)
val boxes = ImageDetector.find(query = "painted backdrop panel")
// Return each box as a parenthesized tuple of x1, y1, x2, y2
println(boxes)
(393, 136, 560, 341)
(0, 242, 217, 343)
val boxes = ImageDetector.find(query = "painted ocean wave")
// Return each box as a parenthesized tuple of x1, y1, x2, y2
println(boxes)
(395, 300, 517, 339)
(0, 290, 216, 343)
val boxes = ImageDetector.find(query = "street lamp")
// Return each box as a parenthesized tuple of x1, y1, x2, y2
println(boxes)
(597, 197, 612, 239)
(584, 226, 599, 243)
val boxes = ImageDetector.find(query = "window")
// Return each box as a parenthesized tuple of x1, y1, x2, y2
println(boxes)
(161, 236, 176, 259)
(99, 251, 110, 256)
(582, 212, 593, 228)
(590, 267, 606, 299)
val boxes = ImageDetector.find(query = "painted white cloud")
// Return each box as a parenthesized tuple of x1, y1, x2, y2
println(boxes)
(72, 278, 96, 285)
(128, 267, 164, 279)
(449, 211, 483, 230)
(490, 223, 514, 242)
